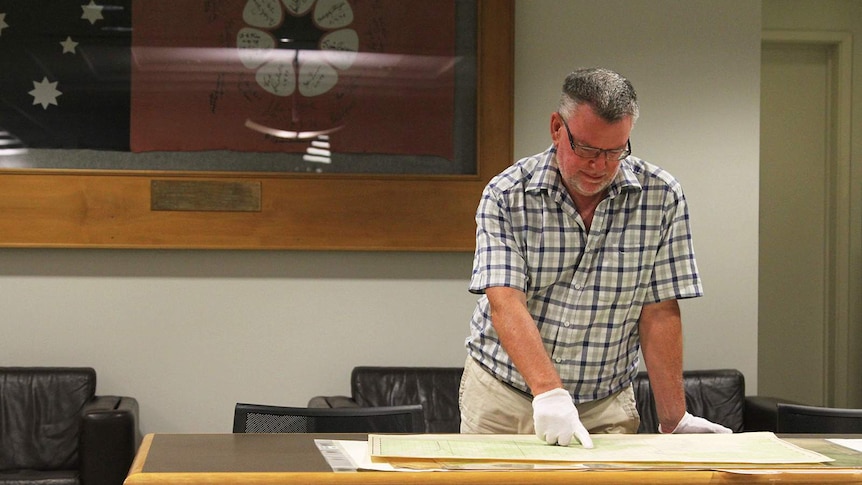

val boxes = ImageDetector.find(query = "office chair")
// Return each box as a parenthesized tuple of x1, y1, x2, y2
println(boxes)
(233, 403, 425, 434)
(776, 403, 862, 433)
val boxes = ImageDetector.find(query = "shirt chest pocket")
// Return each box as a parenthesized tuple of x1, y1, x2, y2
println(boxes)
(595, 246, 644, 303)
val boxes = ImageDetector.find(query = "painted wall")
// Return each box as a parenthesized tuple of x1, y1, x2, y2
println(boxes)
(513, 0, 761, 390)
(0, 1, 761, 435)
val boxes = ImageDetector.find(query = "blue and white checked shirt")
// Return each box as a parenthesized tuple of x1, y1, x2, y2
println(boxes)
(466, 146, 703, 403)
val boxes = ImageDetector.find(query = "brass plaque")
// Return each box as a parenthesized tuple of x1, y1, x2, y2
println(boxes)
(151, 180, 261, 212)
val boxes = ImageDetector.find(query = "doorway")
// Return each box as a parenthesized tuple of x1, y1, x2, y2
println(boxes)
(759, 31, 854, 406)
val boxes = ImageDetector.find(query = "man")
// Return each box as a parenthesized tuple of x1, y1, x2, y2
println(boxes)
(460, 67, 729, 447)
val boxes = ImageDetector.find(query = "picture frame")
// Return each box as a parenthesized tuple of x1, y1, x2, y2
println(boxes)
(0, 0, 513, 251)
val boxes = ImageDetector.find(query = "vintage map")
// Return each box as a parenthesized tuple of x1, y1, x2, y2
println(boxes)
(368, 432, 833, 465)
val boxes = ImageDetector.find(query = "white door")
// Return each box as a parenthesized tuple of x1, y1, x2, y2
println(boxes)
(759, 30, 855, 407)
(759, 41, 830, 405)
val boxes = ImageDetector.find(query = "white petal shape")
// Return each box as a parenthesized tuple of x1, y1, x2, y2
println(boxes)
(281, 0, 315, 16)
(243, 0, 284, 28)
(237, 27, 275, 68)
(256, 60, 297, 96)
(319, 29, 358, 70)
(298, 60, 338, 96)
(314, 0, 353, 30)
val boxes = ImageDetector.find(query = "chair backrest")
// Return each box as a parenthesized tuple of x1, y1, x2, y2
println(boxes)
(0, 367, 97, 470)
(776, 403, 862, 433)
(350, 366, 463, 433)
(233, 403, 424, 434)
(633, 369, 745, 433)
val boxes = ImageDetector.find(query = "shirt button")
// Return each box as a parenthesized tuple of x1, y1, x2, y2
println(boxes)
(564, 322, 571, 327)
(555, 358, 562, 363)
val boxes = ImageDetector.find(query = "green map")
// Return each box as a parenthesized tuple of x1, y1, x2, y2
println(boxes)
(370, 432, 833, 465)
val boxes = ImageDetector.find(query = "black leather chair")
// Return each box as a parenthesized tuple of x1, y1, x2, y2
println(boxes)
(0, 367, 141, 485)
(309, 366, 792, 434)
(308, 366, 463, 433)
(233, 403, 424, 433)
(776, 403, 862, 433)
(633, 369, 746, 433)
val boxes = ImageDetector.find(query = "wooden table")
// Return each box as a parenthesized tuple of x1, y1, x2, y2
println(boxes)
(124, 433, 862, 484)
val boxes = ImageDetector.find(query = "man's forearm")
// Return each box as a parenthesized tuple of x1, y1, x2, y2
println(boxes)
(639, 299, 686, 431)
(486, 286, 561, 395)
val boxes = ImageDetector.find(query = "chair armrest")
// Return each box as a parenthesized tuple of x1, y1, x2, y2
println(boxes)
(79, 396, 141, 485)
(744, 395, 801, 432)
(307, 395, 360, 408)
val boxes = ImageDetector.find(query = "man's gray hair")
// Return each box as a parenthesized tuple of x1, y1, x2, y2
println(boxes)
(559, 68, 639, 123)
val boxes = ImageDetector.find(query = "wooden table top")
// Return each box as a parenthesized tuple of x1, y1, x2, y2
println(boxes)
(124, 433, 862, 485)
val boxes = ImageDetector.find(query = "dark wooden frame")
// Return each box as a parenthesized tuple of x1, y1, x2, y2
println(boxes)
(0, 1, 513, 251)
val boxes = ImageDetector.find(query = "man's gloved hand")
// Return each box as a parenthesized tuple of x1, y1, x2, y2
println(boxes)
(659, 412, 732, 434)
(532, 388, 594, 448)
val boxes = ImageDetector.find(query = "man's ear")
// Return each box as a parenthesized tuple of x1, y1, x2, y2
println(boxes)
(550, 112, 564, 146)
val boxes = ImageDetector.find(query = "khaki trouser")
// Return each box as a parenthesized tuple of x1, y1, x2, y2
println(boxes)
(459, 356, 640, 434)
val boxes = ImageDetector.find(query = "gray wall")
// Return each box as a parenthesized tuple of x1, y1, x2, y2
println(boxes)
(0, 1, 761, 435)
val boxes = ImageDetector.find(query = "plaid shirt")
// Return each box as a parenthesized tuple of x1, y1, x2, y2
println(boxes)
(466, 146, 703, 403)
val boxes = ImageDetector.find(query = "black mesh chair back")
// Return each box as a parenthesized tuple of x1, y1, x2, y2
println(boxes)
(233, 403, 424, 433)
(777, 403, 862, 433)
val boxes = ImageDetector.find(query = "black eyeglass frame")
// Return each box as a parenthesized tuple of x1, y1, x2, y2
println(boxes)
(558, 113, 632, 161)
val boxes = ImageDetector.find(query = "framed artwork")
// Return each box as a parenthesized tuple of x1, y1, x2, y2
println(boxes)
(0, 0, 513, 250)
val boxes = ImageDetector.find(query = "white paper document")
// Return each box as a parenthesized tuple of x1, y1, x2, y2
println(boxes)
(828, 439, 862, 454)
(316, 433, 836, 473)
(316, 438, 591, 472)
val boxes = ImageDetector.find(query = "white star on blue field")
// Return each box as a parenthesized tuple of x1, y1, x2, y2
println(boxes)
(0, 1, 131, 150)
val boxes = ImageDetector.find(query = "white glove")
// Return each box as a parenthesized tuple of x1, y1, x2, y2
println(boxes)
(532, 388, 594, 448)
(659, 412, 732, 434)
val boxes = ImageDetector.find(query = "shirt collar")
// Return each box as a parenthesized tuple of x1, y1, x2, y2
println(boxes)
(527, 145, 643, 198)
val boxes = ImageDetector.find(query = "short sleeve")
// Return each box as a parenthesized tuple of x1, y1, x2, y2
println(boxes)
(646, 188, 703, 302)
(469, 184, 528, 294)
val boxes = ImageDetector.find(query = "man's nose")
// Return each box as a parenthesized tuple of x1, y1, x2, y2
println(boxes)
(588, 153, 609, 169)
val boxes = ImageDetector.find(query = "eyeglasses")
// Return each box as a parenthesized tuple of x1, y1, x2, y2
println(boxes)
(558, 113, 632, 161)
